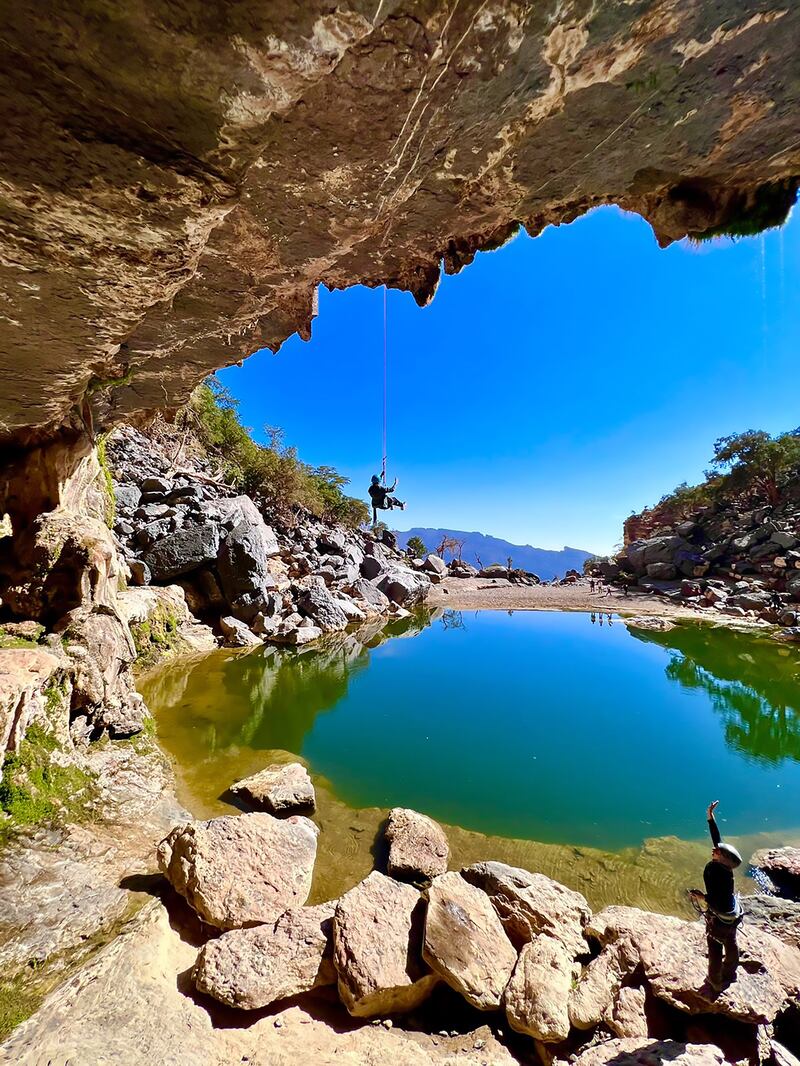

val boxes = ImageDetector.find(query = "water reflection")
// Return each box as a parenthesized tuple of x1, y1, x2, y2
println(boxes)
(630, 624, 800, 765)
(142, 610, 434, 763)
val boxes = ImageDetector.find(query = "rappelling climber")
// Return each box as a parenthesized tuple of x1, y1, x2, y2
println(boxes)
(368, 474, 405, 525)
(689, 800, 743, 991)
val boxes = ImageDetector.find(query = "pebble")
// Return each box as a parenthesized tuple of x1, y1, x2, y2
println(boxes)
(382, 1019, 393, 1030)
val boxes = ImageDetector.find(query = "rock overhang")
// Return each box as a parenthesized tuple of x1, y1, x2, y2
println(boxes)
(0, 0, 798, 445)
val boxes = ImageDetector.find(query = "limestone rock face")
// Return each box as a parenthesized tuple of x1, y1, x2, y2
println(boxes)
(385, 808, 449, 883)
(504, 935, 572, 1042)
(571, 1038, 725, 1066)
(229, 762, 316, 815)
(462, 861, 590, 956)
(423, 871, 517, 1010)
(156, 813, 318, 930)
(332, 871, 437, 1017)
(193, 901, 336, 1009)
(0, 647, 64, 764)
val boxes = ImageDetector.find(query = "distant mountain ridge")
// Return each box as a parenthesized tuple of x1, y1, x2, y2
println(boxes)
(393, 528, 595, 580)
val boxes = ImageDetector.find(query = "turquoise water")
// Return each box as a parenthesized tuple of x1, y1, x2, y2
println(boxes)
(146, 610, 800, 851)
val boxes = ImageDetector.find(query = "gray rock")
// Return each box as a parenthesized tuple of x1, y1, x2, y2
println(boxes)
(143, 521, 221, 580)
(297, 583, 349, 632)
(646, 562, 677, 580)
(230, 762, 315, 815)
(360, 555, 385, 581)
(385, 808, 449, 883)
(140, 475, 172, 495)
(113, 482, 141, 512)
(351, 578, 390, 609)
(376, 567, 428, 606)
(157, 813, 319, 930)
(217, 505, 279, 610)
(422, 554, 447, 576)
(219, 616, 261, 647)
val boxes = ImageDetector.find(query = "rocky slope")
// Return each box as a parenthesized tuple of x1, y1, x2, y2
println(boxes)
(106, 423, 430, 648)
(592, 481, 800, 636)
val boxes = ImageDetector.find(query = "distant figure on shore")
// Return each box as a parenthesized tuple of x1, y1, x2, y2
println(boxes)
(590, 578, 596, 593)
(690, 800, 743, 991)
(368, 474, 405, 525)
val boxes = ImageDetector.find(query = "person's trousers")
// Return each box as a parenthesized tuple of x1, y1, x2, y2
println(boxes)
(706, 913, 741, 984)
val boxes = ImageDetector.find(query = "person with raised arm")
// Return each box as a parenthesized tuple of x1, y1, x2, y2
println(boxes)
(689, 800, 743, 990)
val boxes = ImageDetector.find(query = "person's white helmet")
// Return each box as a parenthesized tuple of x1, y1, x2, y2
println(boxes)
(717, 842, 742, 868)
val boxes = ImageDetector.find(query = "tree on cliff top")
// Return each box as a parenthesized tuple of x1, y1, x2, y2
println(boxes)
(179, 380, 370, 528)
(707, 428, 800, 506)
(406, 535, 428, 558)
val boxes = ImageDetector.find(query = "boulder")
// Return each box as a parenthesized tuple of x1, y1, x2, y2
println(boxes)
(385, 808, 449, 883)
(219, 615, 261, 647)
(143, 521, 221, 580)
(571, 1038, 725, 1066)
(422, 554, 447, 576)
(217, 505, 279, 610)
(376, 567, 429, 606)
(332, 871, 437, 1017)
(478, 564, 508, 579)
(569, 938, 639, 1029)
(588, 905, 800, 1024)
(229, 762, 315, 815)
(504, 935, 572, 1043)
(462, 861, 590, 957)
(157, 813, 318, 930)
(193, 901, 336, 1009)
(360, 555, 385, 581)
(604, 985, 648, 1038)
(318, 529, 346, 554)
(297, 583, 349, 632)
(423, 871, 517, 1010)
(128, 559, 151, 586)
(624, 617, 676, 633)
(750, 846, 800, 896)
(140, 475, 172, 495)
(646, 562, 677, 580)
(350, 578, 390, 610)
(113, 483, 141, 512)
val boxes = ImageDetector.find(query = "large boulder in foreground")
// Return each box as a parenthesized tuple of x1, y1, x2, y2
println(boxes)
(504, 935, 573, 1042)
(385, 808, 449, 883)
(462, 861, 590, 957)
(193, 901, 336, 1009)
(157, 813, 318, 929)
(297, 583, 349, 632)
(332, 871, 437, 1017)
(230, 762, 316, 815)
(572, 1038, 725, 1066)
(143, 521, 221, 580)
(588, 905, 800, 1024)
(423, 871, 517, 1010)
(376, 567, 429, 606)
(216, 498, 279, 617)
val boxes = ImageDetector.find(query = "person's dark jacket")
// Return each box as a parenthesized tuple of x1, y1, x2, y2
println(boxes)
(369, 483, 388, 506)
(703, 817, 735, 915)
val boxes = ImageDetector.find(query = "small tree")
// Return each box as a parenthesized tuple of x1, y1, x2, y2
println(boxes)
(406, 535, 428, 559)
(436, 535, 460, 559)
(708, 429, 800, 506)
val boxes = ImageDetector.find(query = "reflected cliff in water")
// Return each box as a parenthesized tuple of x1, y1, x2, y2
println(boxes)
(140, 609, 435, 771)
(630, 624, 800, 765)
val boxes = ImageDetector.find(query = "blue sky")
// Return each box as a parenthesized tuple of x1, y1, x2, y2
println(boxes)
(219, 205, 798, 555)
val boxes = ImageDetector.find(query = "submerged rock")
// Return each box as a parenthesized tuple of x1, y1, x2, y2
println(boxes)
(193, 901, 336, 1009)
(462, 861, 590, 957)
(385, 807, 449, 883)
(229, 762, 316, 815)
(504, 934, 573, 1042)
(332, 871, 437, 1017)
(157, 813, 318, 930)
(423, 871, 517, 1010)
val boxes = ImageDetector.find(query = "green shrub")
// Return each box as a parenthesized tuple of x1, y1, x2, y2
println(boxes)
(406, 536, 428, 558)
(178, 380, 370, 528)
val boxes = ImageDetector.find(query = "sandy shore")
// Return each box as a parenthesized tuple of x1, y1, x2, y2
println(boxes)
(427, 576, 709, 618)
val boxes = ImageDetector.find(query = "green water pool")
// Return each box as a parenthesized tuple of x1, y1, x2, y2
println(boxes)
(142, 610, 800, 853)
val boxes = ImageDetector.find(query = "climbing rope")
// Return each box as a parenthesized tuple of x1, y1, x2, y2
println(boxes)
(381, 285, 388, 482)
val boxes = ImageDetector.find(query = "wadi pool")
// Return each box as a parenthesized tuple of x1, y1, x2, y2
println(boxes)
(141, 609, 800, 911)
